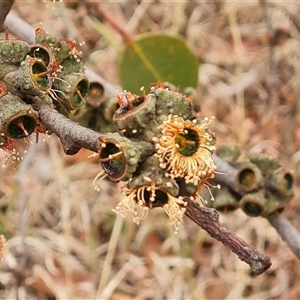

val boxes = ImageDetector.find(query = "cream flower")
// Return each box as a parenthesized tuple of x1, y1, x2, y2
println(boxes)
(113, 182, 187, 233)
(153, 115, 216, 186)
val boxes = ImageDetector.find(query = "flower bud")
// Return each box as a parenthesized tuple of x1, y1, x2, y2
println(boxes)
(216, 144, 241, 163)
(239, 190, 266, 217)
(249, 153, 281, 176)
(235, 162, 263, 193)
(0, 39, 30, 64)
(153, 87, 194, 123)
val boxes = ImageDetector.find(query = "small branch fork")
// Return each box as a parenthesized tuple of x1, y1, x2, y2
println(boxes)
(31, 97, 272, 275)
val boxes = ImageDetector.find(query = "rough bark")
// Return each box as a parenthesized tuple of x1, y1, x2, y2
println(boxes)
(185, 199, 272, 275)
(31, 97, 102, 155)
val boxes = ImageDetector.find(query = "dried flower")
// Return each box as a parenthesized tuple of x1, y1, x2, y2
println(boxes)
(113, 181, 187, 233)
(0, 136, 27, 167)
(153, 114, 216, 186)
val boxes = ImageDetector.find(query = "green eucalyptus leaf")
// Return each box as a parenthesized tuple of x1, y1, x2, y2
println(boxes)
(119, 33, 199, 94)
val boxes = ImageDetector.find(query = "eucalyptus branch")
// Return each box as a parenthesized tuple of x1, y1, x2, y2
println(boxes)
(213, 154, 300, 260)
(268, 215, 300, 257)
(31, 97, 101, 155)
(29, 97, 272, 274)
(185, 200, 271, 275)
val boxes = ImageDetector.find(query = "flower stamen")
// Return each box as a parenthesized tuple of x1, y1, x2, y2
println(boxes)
(93, 170, 108, 192)
(154, 115, 216, 186)
(113, 182, 187, 232)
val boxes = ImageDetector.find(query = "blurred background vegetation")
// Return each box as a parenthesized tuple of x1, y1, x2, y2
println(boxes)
(1, 1, 300, 299)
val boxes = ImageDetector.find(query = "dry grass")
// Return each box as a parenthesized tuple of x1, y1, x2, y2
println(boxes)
(1, 1, 300, 299)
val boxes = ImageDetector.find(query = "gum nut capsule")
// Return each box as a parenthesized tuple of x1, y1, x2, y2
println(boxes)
(0, 94, 38, 139)
(0, 63, 18, 79)
(35, 28, 60, 46)
(28, 44, 56, 68)
(235, 162, 263, 193)
(153, 87, 194, 123)
(263, 191, 287, 217)
(35, 29, 77, 63)
(113, 92, 158, 142)
(98, 132, 155, 182)
(60, 56, 84, 75)
(212, 187, 239, 212)
(86, 81, 106, 107)
(239, 190, 266, 217)
(266, 168, 294, 200)
(216, 144, 241, 163)
(102, 97, 119, 123)
(52, 73, 89, 110)
(4, 56, 51, 96)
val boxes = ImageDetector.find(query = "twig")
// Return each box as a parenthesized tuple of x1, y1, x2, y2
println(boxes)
(0, 0, 14, 30)
(185, 199, 272, 275)
(4, 11, 35, 43)
(87, 2, 134, 44)
(213, 154, 300, 260)
(30, 97, 102, 155)
(268, 214, 300, 258)
(212, 154, 238, 192)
